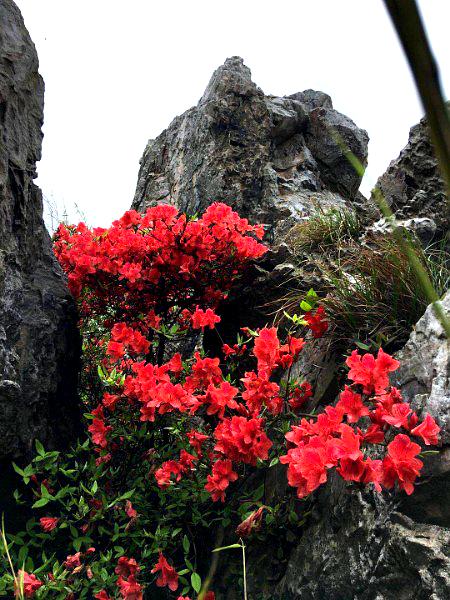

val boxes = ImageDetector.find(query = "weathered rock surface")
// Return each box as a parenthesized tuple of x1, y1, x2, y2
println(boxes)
(271, 292, 450, 600)
(0, 0, 80, 465)
(370, 113, 449, 238)
(133, 56, 368, 240)
(132, 56, 450, 599)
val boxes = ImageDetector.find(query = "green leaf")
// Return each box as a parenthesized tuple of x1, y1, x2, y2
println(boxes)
(107, 489, 135, 508)
(300, 300, 312, 311)
(32, 497, 49, 508)
(35, 440, 45, 456)
(73, 538, 82, 552)
(182, 534, 190, 554)
(91, 480, 98, 494)
(191, 572, 201, 593)
(355, 340, 371, 351)
(212, 543, 242, 553)
(177, 568, 189, 576)
(12, 462, 25, 477)
(269, 457, 279, 467)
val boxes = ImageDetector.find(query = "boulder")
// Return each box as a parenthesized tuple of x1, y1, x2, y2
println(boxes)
(370, 113, 449, 238)
(0, 0, 80, 465)
(272, 292, 450, 600)
(132, 56, 368, 240)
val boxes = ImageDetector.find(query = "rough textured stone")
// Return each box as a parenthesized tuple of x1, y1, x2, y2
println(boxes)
(269, 293, 450, 600)
(0, 0, 80, 463)
(370, 114, 449, 237)
(133, 56, 368, 240)
(131, 56, 450, 599)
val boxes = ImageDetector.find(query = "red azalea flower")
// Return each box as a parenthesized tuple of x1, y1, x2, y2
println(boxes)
(16, 571, 43, 598)
(202, 381, 239, 419)
(205, 459, 238, 502)
(95, 591, 111, 600)
(102, 392, 121, 411)
(382, 402, 412, 428)
(115, 557, 140, 579)
(39, 517, 59, 532)
(151, 552, 179, 591)
(88, 418, 112, 448)
(289, 381, 313, 411)
(236, 506, 266, 537)
(222, 343, 236, 357)
(336, 386, 369, 423)
(125, 501, 138, 519)
(382, 434, 423, 495)
(117, 575, 143, 600)
(187, 430, 209, 456)
(191, 307, 221, 330)
(304, 305, 328, 338)
(346, 348, 399, 395)
(363, 423, 385, 444)
(411, 414, 440, 446)
(214, 416, 272, 465)
(253, 327, 280, 378)
(242, 371, 282, 415)
(64, 552, 82, 570)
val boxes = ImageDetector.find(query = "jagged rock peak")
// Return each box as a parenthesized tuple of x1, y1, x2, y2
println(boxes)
(200, 56, 261, 103)
(133, 56, 369, 237)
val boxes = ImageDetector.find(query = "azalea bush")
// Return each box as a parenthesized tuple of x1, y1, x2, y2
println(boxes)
(1, 203, 440, 599)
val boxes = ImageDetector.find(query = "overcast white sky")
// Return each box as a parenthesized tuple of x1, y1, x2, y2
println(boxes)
(15, 0, 450, 229)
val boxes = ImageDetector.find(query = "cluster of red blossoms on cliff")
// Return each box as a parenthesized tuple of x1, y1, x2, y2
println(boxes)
(46, 202, 441, 598)
(281, 348, 440, 498)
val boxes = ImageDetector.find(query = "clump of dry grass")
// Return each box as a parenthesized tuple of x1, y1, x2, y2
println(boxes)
(285, 207, 362, 254)
(280, 209, 449, 351)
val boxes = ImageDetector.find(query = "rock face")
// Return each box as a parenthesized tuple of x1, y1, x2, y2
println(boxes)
(133, 56, 368, 239)
(272, 292, 450, 600)
(131, 57, 450, 599)
(0, 0, 80, 464)
(371, 114, 449, 238)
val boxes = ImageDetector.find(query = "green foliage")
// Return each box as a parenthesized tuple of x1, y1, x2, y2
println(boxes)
(285, 208, 449, 350)
(286, 207, 362, 253)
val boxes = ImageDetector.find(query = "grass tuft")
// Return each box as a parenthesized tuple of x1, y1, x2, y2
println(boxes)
(281, 209, 449, 352)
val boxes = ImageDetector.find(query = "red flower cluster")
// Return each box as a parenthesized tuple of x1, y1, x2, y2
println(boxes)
(151, 552, 179, 592)
(53, 203, 266, 321)
(39, 516, 59, 532)
(304, 305, 328, 338)
(51, 201, 440, 600)
(214, 416, 272, 466)
(16, 571, 43, 598)
(281, 348, 440, 498)
(205, 459, 238, 502)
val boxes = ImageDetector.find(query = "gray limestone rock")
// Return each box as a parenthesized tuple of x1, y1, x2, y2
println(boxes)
(0, 0, 80, 464)
(132, 56, 368, 240)
(271, 293, 450, 600)
(370, 114, 449, 237)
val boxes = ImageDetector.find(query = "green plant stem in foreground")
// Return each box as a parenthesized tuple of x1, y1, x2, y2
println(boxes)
(241, 539, 248, 600)
(331, 129, 450, 339)
(383, 0, 450, 202)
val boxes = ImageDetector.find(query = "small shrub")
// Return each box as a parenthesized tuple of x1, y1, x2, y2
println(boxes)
(0, 203, 440, 599)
